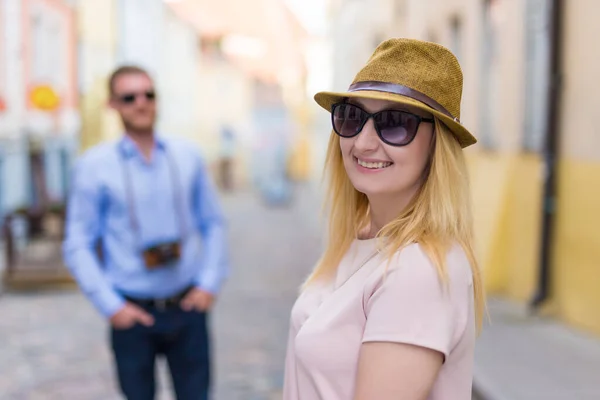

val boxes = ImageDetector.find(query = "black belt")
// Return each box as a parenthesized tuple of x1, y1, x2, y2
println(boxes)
(123, 286, 193, 311)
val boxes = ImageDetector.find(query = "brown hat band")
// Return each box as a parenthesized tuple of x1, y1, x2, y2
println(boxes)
(348, 81, 459, 123)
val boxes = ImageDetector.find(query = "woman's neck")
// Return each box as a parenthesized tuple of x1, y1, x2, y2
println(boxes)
(366, 189, 418, 238)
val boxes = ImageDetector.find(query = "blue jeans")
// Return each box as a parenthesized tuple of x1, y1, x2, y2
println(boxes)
(110, 307, 211, 400)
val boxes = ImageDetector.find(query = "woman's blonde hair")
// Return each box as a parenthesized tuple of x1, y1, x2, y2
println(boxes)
(304, 118, 485, 331)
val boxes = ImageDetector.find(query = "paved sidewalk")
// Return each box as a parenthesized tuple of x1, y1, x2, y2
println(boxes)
(0, 184, 324, 400)
(473, 298, 600, 400)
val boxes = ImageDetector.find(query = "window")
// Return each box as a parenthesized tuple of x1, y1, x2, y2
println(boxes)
(450, 16, 463, 64)
(0, 1, 6, 112)
(478, 0, 501, 149)
(373, 34, 384, 50)
(426, 30, 439, 44)
(523, 0, 551, 152)
(29, 2, 67, 91)
(395, 0, 406, 17)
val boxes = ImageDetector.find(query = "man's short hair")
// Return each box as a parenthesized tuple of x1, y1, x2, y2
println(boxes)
(108, 65, 151, 96)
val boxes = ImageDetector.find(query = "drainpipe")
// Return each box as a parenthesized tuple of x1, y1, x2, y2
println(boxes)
(529, 0, 564, 311)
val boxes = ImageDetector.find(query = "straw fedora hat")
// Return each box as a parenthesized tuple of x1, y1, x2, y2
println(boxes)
(314, 38, 476, 148)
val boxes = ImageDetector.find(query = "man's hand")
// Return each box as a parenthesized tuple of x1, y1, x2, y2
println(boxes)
(180, 288, 214, 312)
(110, 302, 155, 329)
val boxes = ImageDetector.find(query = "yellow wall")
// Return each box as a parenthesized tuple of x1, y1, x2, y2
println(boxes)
(196, 60, 253, 184)
(402, 0, 600, 339)
(553, 160, 600, 334)
(468, 152, 543, 301)
(501, 155, 543, 302)
(376, 0, 543, 302)
(330, 0, 600, 337)
(467, 151, 600, 335)
(467, 151, 511, 293)
(76, 0, 120, 151)
(548, 0, 600, 335)
(287, 102, 312, 181)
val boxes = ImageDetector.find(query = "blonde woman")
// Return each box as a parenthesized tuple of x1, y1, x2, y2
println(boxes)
(283, 38, 484, 400)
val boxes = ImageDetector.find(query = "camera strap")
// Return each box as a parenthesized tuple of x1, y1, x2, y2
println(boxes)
(119, 142, 188, 249)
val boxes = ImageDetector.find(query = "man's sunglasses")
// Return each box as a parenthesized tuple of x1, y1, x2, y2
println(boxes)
(117, 91, 156, 104)
(331, 102, 434, 146)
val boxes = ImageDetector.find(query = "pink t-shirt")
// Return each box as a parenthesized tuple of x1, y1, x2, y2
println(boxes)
(283, 239, 475, 400)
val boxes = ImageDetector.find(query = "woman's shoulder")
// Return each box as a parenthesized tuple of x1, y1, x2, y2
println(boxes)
(369, 241, 473, 290)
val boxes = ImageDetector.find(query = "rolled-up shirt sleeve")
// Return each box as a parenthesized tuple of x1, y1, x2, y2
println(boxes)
(62, 158, 125, 317)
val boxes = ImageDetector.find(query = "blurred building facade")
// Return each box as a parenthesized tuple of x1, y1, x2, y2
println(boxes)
(170, 0, 312, 185)
(0, 0, 79, 216)
(0, 0, 312, 225)
(328, 0, 600, 336)
(78, 0, 201, 150)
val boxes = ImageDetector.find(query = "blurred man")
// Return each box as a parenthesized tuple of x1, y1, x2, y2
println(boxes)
(63, 65, 228, 400)
(218, 125, 236, 191)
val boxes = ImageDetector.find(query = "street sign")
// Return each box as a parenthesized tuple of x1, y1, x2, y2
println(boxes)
(29, 85, 60, 111)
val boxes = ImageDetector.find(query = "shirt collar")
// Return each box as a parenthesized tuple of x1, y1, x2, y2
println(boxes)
(118, 134, 167, 158)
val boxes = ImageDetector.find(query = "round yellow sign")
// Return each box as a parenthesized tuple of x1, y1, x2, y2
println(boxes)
(30, 85, 60, 111)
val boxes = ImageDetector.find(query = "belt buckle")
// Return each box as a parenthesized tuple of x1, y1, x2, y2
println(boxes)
(155, 299, 167, 311)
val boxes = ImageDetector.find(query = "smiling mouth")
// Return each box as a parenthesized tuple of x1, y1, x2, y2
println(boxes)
(355, 157, 393, 169)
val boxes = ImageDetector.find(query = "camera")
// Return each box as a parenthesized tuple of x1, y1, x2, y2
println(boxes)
(142, 241, 181, 270)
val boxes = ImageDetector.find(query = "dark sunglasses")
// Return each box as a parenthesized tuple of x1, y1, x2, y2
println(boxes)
(331, 102, 434, 146)
(117, 90, 156, 104)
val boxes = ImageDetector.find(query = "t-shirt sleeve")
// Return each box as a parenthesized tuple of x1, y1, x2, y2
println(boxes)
(362, 245, 467, 359)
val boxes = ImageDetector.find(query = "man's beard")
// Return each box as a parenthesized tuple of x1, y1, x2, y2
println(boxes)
(122, 117, 155, 134)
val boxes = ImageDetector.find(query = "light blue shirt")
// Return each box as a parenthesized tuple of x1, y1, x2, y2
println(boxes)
(63, 136, 228, 317)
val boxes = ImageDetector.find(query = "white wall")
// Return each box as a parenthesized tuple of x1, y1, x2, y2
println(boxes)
(158, 9, 200, 142)
(116, 0, 203, 150)
(0, 0, 6, 128)
(0, 0, 31, 212)
(116, 0, 165, 77)
(0, 0, 26, 138)
(330, 1, 376, 91)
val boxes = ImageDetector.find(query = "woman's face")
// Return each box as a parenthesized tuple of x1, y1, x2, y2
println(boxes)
(339, 97, 434, 200)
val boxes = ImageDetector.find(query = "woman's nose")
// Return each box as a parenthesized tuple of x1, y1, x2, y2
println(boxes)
(353, 118, 379, 151)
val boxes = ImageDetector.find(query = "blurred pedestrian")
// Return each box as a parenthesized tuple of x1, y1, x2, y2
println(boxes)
(283, 38, 484, 399)
(218, 125, 236, 191)
(255, 107, 293, 206)
(63, 65, 228, 400)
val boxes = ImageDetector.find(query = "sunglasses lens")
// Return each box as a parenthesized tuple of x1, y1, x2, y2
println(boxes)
(332, 104, 364, 137)
(376, 110, 419, 145)
(120, 94, 136, 104)
(118, 91, 156, 104)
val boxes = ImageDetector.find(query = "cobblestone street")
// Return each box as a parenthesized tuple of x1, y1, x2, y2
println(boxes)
(0, 184, 324, 400)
